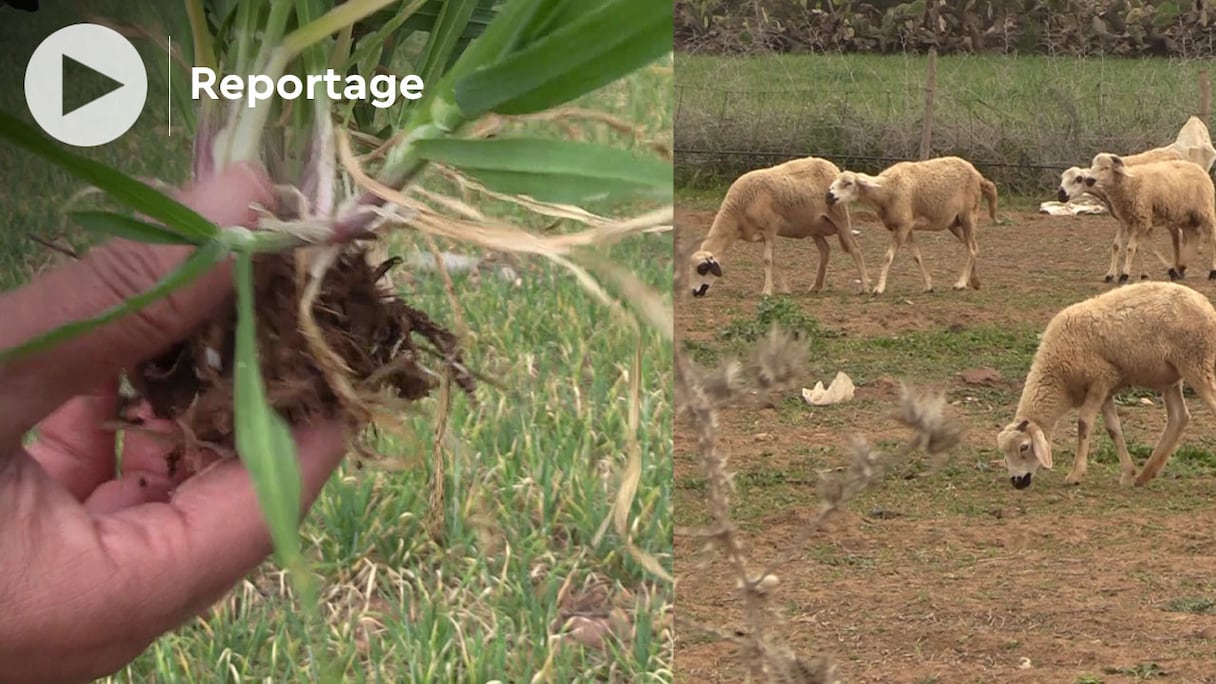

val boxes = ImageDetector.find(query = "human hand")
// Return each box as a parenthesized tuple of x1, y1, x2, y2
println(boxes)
(0, 164, 348, 684)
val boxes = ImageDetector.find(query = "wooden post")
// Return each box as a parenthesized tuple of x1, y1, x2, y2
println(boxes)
(919, 47, 938, 160)
(1200, 69, 1211, 123)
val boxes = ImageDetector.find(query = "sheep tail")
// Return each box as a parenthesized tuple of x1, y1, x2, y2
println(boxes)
(980, 178, 998, 222)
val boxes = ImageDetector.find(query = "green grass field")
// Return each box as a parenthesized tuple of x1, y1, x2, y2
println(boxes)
(674, 52, 1214, 193)
(1, 3, 672, 682)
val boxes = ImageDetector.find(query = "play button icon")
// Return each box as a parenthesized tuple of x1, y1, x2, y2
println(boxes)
(24, 23, 148, 147)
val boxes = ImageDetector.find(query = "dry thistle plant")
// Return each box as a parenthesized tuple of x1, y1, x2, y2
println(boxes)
(674, 245, 962, 682)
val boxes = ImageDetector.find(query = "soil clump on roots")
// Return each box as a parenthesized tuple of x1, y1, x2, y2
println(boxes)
(124, 246, 475, 473)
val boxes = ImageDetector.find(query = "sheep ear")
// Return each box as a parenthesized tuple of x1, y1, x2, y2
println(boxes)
(1111, 154, 1124, 167)
(1028, 423, 1053, 470)
(1015, 419, 1029, 431)
(854, 174, 881, 189)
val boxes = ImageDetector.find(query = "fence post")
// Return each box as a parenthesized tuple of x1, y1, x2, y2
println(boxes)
(919, 47, 938, 160)
(1200, 69, 1211, 123)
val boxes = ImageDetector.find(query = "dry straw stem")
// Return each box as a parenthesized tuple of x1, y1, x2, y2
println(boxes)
(425, 372, 451, 542)
(333, 127, 672, 260)
(674, 291, 962, 682)
(334, 119, 674, 582)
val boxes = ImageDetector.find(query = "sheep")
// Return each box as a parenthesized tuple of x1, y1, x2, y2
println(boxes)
(1085, 153, 1216, 284)
(996, 281, 1216, 489)
(825, 156, 998, 295)
(1057, 147, 1183, 205)
(1056, 147, 1185, 282)
(688, 157, 870, 298)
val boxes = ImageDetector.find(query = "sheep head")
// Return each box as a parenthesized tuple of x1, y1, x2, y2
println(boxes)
(689, 250, 722, 297)
(996, 418, 1053, 489)
(1057, 166, 1091, 202)
(1089, 153, 1130, 187)
(826, 171, 879, 205)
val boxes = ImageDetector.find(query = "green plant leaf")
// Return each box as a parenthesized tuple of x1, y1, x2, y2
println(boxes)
(0, 240, 228, 364)
(415, 0, 481, 90)
(69, 210, 200, 245)
(426, 0, 548, 105)
(453, 0, 672, 116)
(398, 0, 497, 39)
(413, 137, 671, 203)
(231, 250, 304, 570)
(0, 110, 221, 241)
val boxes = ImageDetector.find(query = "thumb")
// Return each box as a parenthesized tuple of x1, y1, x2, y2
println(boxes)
(0, 163, 274, 449)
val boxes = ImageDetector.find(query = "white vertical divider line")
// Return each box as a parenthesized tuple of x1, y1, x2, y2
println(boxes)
(167, 35, 171, 136)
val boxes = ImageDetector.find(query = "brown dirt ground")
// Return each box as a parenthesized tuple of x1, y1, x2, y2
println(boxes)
(674, 205, 1216, 684)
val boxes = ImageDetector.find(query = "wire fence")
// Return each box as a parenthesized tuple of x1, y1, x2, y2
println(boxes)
(674, 52, 1215, 195)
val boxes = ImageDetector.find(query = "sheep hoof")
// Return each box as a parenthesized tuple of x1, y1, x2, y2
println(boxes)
(1063, 474, 1084, 486)
(1103, 275, 1115, 283)
(1209, 269, 1216, 280)
(1140, 274, 1150, 280)
(1119, 472, 1137, 487)
(1117, 274, 1130, 284)
(1168, 268, 1183, 281)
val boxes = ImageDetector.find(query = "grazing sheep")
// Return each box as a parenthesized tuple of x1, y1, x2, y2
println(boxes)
(1086, 153, 1216, 283)
(688, 157, 870, 298)
(825, 156, 998, 295)
(997, 281, 1216, 489)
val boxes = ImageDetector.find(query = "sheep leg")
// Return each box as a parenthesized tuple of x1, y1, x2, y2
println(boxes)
(1064, 391, 1107, 485)
(1105, 226, 1123, 282)
(1134, 382, 1190, 486)
(1100, 397, 1138, 486)
(835, 228, 871, 294)
(905, 232, 933, 292)
(873, 228, 906, 295)
(1119, 225, 1145, 284)
(1206, 217, 1216, 280)
(809, 235, 830, 293)
(761, 237, 780, 296)
(1167, 228, 1187, 281)
(951, 216, 980, 290)
(1181, 363, 1216, 429)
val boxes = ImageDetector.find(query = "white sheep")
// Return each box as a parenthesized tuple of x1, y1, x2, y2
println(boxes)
(1086, 153, 1216, 283)
(997, 281, 1216, 489)
(688, 157, 870, 298)
(1056, 148, 1184, 282)
(825, 156, 998, 295)
(1057, 147, 1183, 206)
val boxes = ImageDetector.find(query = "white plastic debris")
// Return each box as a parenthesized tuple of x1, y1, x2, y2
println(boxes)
(408, 249, 482, 274)
(1169, 115, 1216, 171)
(802, 372, 855, 406)
(1038, 197, 1107, 216)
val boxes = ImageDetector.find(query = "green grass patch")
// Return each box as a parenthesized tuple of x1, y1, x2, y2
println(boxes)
(674, 52, 1207, 194)
(717, 295, 832, 344)
(1163, 596, 1216, 614)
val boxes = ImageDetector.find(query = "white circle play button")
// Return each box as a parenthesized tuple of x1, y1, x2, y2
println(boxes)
(23, 23, 148, 147)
